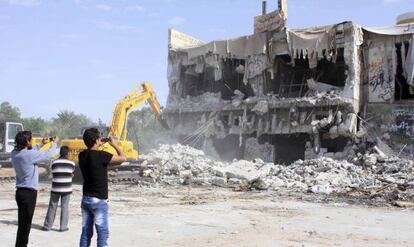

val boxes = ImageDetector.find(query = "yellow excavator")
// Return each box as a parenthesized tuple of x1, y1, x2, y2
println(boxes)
(62, 82, 168, 163)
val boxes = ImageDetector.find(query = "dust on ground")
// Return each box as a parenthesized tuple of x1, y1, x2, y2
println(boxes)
(0, 182, 413, 247)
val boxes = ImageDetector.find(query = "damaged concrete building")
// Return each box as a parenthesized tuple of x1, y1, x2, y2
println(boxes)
(164, 1, 414, 164)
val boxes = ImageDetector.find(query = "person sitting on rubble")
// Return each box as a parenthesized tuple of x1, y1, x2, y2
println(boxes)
(79, 128, 126, 247)
(42, 146, 75, 232)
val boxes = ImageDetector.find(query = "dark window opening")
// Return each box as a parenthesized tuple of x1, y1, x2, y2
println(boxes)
(220, 59, 254, 100)
(271, 134, 309, 165)
(179, 59, 254, 100)
(179, 65, 221, 98)
(180, 65, 200, 97)
(316, 48, 347, 87)
(395, 42, 414, 101)
(212, 135, 245, 161)
(234, 117, 239, 126)
(264, 49, 346, 97)
(320, 136, 349, 153)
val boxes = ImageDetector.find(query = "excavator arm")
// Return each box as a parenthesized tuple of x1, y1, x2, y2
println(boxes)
(108, 82, 169, 141)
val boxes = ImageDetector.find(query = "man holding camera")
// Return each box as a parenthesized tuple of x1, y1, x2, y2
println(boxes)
(12, 131, 59, 247)
(79, 128, 126, 247)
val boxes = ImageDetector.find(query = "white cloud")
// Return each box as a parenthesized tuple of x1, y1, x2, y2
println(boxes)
(167, 16, 185, 26)
(1, 0, 41, 7)
(74, 0, 93, 5)
(94, 20, 134, 31)
(149, 12, 160, 18)
(124, 4, 145, 12)
(383, 0, 404, 4)
(96, 4, 113, 11)
(95, 3, 145, 13)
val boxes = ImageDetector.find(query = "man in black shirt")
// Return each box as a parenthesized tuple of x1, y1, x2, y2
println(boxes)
(79, 128, 126, 247)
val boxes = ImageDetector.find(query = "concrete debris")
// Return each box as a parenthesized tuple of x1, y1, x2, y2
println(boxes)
(251, 100, 269, 115)
(307, 78, 342, 93)
(311, 185, 333, 194)
(235, 64, 245, 74)
(137, 144, 414, 204)
(167, 89, 352, 114)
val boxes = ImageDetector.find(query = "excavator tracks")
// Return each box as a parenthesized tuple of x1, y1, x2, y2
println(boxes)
(1, 161, 151, 185)
(107, 162, 152, 184)
(0, 175, 15, 183)
(0, 164, 16, 183)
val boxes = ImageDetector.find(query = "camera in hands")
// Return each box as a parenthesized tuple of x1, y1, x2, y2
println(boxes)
(101, 137, 111, 142)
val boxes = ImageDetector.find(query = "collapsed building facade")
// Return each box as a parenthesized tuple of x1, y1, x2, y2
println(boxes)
(164, 1, 414, 164)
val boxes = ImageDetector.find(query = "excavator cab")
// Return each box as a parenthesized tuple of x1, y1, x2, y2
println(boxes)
(79, 126, 110, 138)
(0, 122, 23, 167)
(0, 122, 23, 153)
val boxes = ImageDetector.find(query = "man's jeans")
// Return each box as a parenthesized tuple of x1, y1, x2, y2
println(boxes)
(79, 196, 109, 247)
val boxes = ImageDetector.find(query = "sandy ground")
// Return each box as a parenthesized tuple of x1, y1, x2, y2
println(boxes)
(0, 182, 413, 247)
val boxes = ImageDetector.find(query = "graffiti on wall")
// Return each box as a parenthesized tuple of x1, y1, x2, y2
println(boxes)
(391, 108, 414, 138)
(246, 54, 267, 79)
(254, 10, 285, 34)
(368, 44, 394, 102)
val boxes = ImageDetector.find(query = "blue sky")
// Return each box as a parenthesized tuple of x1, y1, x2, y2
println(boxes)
(0, 0, 412, 123)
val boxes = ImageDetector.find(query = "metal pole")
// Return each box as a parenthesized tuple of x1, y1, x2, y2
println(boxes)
(262, 1, 267, 15)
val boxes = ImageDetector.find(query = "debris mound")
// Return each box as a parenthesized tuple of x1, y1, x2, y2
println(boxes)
(134, 144, 413, 205)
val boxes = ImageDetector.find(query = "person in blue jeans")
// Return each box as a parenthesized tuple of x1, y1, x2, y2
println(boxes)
(78, 128, 126, 247)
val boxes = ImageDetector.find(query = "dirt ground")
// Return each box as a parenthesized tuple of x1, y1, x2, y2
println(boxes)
(0, 182, 413, 247)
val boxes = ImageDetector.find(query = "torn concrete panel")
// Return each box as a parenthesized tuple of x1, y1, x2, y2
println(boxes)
(362, 28, 414, 103)
(252, 100, 269, 115)
(340, 23, 363, 113)
(271, 31, 290, 56)
(307, 78, 342, 93)
(338, 113, 357, 136)
(248, 76, 264, 95)
(405, 35, 414, 87)
(287, 25, 336, 63)
(366, 37, 396, 103)
(168, 29, 204, 50)
(254, 9, 286, 34)
(245, 54, 268, 80)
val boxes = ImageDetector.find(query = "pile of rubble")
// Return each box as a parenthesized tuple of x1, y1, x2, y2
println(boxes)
(136, 144, 414, 204)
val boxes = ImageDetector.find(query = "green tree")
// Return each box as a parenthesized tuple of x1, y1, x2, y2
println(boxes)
(127, 107, 171, 153)
(50, 110, 95, 138)
(0, 101, 21, 121)
(22, 117, 49, 136)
